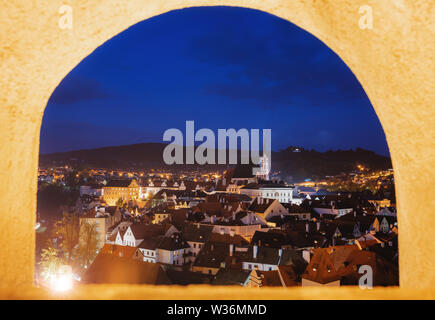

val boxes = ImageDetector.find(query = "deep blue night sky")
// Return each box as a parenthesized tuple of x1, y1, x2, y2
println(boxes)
(41, 6, 389, 156)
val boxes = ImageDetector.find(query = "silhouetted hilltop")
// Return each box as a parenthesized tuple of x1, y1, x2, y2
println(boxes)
(273, 146, 391, 180)
(40, 143, 166, 168)
(39, 143, 391, 180)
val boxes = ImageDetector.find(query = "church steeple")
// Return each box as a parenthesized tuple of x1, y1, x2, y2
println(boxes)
(256, 154, 270, 181)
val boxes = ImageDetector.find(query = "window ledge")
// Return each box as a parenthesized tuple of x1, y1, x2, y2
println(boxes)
(1, 285, 433, 300)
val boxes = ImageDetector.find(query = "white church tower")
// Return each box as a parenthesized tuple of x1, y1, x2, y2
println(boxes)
(256, 154, 270, 181)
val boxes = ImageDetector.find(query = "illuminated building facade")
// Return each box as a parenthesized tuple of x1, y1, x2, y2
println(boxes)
(103, 179, 140, 205)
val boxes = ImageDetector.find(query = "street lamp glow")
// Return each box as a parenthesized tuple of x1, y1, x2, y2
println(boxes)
(52, 274, 72, 292)
(50, 265, 73, 293)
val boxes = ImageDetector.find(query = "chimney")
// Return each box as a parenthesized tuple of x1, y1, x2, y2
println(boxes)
(316, 221, 321, 231)
(229, 244, 234, 257)
(229, 230, 235, 237)
(220, 229, 225, 235)
(305, 222, 309, 233)
(278, 248, 283, 257)
(253, 245, 258, 259)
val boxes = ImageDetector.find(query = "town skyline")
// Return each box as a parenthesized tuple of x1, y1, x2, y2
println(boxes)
(39, 139, 389, 155)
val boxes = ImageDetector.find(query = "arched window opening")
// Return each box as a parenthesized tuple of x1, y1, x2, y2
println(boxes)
(36, 6, 398, 291)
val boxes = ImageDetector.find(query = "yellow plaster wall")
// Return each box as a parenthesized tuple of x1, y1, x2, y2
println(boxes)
(1, 285, 435, 300)
(0, 0, 434, 298)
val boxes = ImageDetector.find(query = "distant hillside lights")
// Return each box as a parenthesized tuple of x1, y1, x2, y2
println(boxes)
(163, 121, 271, 176)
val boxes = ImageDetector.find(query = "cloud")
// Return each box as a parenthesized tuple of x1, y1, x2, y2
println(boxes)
(48, 76, 112, 104)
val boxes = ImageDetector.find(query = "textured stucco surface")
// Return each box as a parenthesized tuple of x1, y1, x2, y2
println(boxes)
(0, 284, 435, 300)
(0, 0, 434, 298)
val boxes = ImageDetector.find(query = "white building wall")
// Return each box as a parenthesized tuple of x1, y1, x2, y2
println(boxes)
(139, 248, 157, 263)
(187, 241, 204, 262)
(157, 248, 185, 265)
(123, 227, 142, 247)
(242, 262, 277, 272)
(259, 187, 293, 203)
(313, 208, 353, 216)
(115, 232, 124, 246)
(240, 187, 294, 204)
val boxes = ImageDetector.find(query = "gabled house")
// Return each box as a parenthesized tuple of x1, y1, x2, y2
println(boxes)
(123, 223, 151, 247)
(246, 268, 281, 287)
(114, 229, 126, 246)
(121, 223, 176, 247)
(245, 265, 298, 287)
(370, 216, 397, 234)
(241, 245, 307, 274)
(241, 245, 282, 272)
(233, 211, 267, 226)
(156, 233, 190, 266)
(136, 237, 160, 263)
(192, 242, 231, 275)
(135, 233, 190, 266)
(379, 217, 390, 233)
(182, 224, 214, 262)
(248, 197, 288, 221)
(375, 207, 396, 217)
